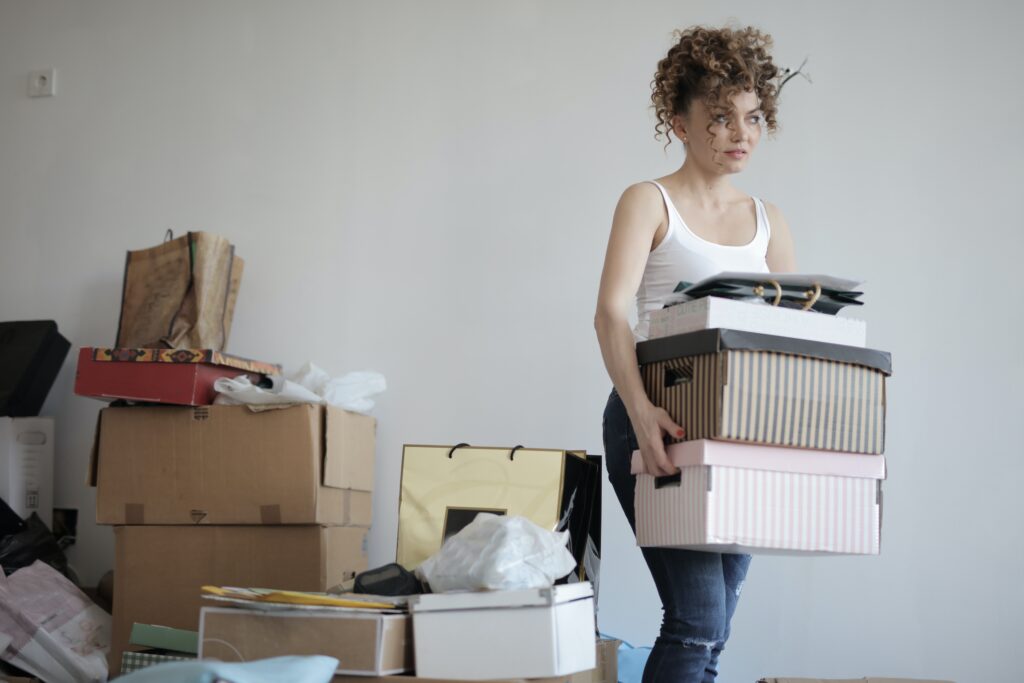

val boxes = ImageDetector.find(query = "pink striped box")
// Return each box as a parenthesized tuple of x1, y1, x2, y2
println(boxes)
(631, 440, 885, 555)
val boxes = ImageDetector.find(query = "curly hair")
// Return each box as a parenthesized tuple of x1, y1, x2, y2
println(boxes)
(651, 25, 780, 147)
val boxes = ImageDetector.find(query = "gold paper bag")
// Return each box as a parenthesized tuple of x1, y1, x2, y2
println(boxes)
(396, 444, 598, 572)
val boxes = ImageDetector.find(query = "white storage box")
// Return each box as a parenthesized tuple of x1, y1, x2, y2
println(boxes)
(648, 296, 867, 346)
(0, 417, 54, 527)
(632, 440, 884, 555)
(408, 583, 596, 680)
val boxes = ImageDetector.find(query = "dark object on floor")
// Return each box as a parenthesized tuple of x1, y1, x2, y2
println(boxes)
(0, 496, 28, 538)
(0, 512, 69, 577)
(353, 563, 424, 596)
(0, 320, 70, 417)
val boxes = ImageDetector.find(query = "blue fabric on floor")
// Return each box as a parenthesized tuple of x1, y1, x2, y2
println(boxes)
(115, 655, 338, 683)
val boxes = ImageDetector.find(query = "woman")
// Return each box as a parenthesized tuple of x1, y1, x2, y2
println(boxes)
(594, 26, 797, 682)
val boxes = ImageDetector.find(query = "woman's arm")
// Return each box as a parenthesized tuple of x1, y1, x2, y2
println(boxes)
(764, 202, 797, 272)
(595, 183, 685, 477)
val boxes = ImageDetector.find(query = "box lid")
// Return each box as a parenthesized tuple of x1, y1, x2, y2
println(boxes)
(86, 347, 281, 375)
(0, 320, 70, 417)
(408, 582, 593, 613)
(636, 328, 892, 375)
(631, 440, 886, 480)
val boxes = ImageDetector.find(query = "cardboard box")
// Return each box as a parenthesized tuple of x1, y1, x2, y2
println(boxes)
(90, 403, 374, 525)
(74, 347, 280, 406)
(408, 583, 596, 680)
(200, 607, 412, 675)
(0, 417, 53, 528)
(633, 440, 885, 555)
(329, 637, 614, 683)
(0, 320, 70, 418)
(759, 679, 955, 682)
(332, 676, 571, 683)
(638, 329, 892, 454)
(111, 525, 368, 675)
(397, 445, 598, 574)
(329, 638, 615, 683)
(648, 296, 867, 346)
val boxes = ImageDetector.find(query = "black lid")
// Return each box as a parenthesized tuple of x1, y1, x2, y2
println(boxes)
(0, 321, 71, 416)
(636, 328, 892, 375)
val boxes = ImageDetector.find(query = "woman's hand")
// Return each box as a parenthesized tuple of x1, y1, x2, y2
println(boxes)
(629, 400, 685, 477)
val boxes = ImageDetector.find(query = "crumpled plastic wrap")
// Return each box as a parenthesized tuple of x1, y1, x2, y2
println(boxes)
(0, 561, 110, 683)
(214, 363, 386, 414)
(415, 514, 577, 592)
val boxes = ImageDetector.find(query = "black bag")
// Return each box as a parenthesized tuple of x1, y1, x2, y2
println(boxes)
(0, 321, 70, 417)
(675, 275, 863, 315)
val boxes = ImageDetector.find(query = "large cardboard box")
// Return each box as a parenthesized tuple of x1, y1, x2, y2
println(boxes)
(329, 638, 616, 683)
(633, 440, 885, 555)
(74, 347, 280, 406)
(408, 583, 596, 680)
(648, 296, 867, 346)
(90, 403, 374, 525)
(759, 679, 955, 682)
(0, 417, 53, 528)
(199, 607, 412, 675)
(111, 525, 368, 675)
(637, 329, 892, 454)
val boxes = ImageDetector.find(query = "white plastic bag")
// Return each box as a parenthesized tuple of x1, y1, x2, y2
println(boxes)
(214, 363, 386, 414)
(415, 514, 577, 592)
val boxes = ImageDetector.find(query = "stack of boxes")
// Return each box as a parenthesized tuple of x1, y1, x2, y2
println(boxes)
(82, 367, 377, 674)
(632, 293, 891, 555)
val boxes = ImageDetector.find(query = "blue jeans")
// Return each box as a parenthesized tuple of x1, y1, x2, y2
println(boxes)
(603, 389, 751, 683)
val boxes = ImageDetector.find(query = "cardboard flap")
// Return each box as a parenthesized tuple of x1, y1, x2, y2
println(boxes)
(637, 328, 892, 375)
(86, 410, 103, 487)
(323, 407, 376, 491)
(631, 440, 887, 480)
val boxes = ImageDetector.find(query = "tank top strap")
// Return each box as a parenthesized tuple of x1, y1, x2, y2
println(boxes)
(646, 181, 678, 246)
(752, 196, 772, 243)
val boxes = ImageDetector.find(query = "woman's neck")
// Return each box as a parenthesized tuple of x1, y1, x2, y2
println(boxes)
(667, 157, 740, 210)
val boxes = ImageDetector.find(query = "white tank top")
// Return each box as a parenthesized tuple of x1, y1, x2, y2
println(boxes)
(634, 181, 771, 341)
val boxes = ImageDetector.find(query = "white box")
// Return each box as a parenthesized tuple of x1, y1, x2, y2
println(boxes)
(649, 296, 867, 346)
(0, 417, 54, 527)
(632, 440, 884, 555)
(408, 583, 596, 680)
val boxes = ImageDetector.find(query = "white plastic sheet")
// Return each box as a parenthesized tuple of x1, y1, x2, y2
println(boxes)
(415, 514, 577, 592)
(0, 561, 110, 683)
(214, 363, 386, 414)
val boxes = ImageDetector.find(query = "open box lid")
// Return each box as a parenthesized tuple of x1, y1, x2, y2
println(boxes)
(408, 582, 593, 613)
(636, 328, 892, 375)
(87, 347, 281, 375)
(631, 440, 886, 480)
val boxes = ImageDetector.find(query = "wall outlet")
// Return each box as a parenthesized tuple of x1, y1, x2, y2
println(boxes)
(28, 68, 56, 97)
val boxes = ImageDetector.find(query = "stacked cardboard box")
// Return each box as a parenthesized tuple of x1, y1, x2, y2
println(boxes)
(88, 402, 376, 674)
(633, 297, 892, 555)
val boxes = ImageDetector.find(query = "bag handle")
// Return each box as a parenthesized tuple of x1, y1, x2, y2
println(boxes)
(446, 443, 525, 461)
(753, 279, 823, 310)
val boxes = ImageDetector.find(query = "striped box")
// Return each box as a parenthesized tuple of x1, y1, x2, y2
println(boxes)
(637, 329, 892, 454)
(631, 441, 884, 555)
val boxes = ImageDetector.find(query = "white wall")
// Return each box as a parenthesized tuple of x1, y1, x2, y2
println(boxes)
(1, 2, 1020, 681)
